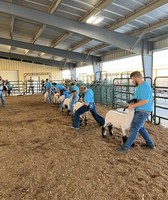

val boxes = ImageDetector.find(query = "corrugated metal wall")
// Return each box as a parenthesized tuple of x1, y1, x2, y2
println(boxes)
(153, 38, 168, 51)
(101, 50, 135, 62)
(0, 59, 62, 81)
(101, 40, 168, 63)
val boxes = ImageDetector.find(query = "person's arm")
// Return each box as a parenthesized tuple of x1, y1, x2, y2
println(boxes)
(80, 98, 89, 106)
(128, 100, 148, 110)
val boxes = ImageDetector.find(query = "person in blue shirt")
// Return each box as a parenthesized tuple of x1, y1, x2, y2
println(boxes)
(0, 78, 5, 107)
(60, 86, 71, 111)
(51, 82, 57, 94)
(70, 83, 80, 113)
(45, 78, 52, 103)
(71, 85, 105, 129)
(116, 71, 155, 153)
(56, 83, 66, 96)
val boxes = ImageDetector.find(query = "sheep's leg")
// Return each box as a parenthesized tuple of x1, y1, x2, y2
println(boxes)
(71, 114, 74, 121)
(61, 106, 64, 112)
(122, 128, 128, 144)
(84, 113, 88, 126)
(79, 116, 83, 126)
(67, 110, 71, 116)
(105, 122, 113, 135)
(109, 124, 113, 135)
(102, 126, 107, 138)
(102, 122, 113, 138)
(122, 135, 128, 144)
(121, 129, 135, 147)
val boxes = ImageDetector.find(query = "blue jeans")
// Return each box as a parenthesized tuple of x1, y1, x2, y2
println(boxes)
(70, 95, 79, 113)
(48, 90, 52, 104)
(123, 111, 154, 150)
(60, 99, 65, 111)
(72, 103, 105, 128)
(0, 92, 5, 107)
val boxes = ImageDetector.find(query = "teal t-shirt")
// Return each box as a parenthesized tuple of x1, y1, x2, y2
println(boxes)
(45, 81, 52, 89)
(71, 85, 79, 97)
(63, 90, 71, 99)
(84, 88, 94, 103)
(56, 84, 66, 90)
(133, 81, 153, 112)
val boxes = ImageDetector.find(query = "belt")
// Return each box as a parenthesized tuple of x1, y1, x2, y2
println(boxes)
(136, 110, 151, 115)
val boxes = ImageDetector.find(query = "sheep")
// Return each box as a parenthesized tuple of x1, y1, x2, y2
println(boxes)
(62, 95, 73, 115)
(102, 99, 138, 145)
(44, 91, 49, 102)
(53, 92, 60, 104)
(58, 95, 65, 104)
(73, 102, 88, 126)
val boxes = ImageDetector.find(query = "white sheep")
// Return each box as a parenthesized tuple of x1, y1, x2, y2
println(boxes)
(62, 95, 73, 115)
(102, 99, 138, 145)
(44, 91, 48, 102)
(73, 102, 88, 126)
(53, 92, 60, 104)
(58, 95, 65, 103)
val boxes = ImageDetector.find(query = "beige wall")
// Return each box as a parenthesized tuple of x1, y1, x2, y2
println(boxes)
(0, 58, 62, 81)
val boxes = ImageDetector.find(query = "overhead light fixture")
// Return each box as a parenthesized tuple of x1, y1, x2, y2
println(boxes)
(86, 16, 104, 25)
(92, 16, 104, 25)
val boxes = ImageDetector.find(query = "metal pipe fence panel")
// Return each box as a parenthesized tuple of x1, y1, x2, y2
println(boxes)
(153, 76, 168, 125)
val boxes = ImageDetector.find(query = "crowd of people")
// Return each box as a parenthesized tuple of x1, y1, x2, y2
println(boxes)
(1, 71, 156, 153)
(42, 71, 155, 153)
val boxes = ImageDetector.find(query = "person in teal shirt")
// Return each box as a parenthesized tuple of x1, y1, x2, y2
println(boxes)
(56, 83, 66, 95)
(116, 71, 155, 153)
(60, 86, 71, 111)
(45, 79, 52, 103)
(70, 83, 80, 113)
(51, 82, 57, 94)
(71, 85, 105, 129)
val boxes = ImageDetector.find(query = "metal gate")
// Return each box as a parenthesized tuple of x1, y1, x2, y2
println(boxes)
(153, 76, 168, 125)
(112, 77, 135, 108)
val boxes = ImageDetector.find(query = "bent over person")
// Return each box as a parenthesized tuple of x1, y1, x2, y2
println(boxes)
(116, 71, 155, 153)
(71, 85, 105, 129)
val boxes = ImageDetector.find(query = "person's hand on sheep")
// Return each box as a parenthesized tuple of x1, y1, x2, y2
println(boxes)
(128, 104, 134, 110)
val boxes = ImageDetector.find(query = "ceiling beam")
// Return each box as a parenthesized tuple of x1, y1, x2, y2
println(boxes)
(69, 39, 92, 51)
(26, 0, 63, 56)
(10, 16, 14, 39)
(0, 1, 147, 54)
(0, 51, 75, 68)
(48, 0, 63, 14)
(52, 0, 113, 51)
(107, 0, 168, 30)
(131, 18, 168, 37)
(80, 0, 113, 22)
(51, 32, 71, 47)
(84, 44, 108, 54)
(32, 0, 63, 44)
(0, 38, 99, 64)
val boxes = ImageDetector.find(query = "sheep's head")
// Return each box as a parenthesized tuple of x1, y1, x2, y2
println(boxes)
(128, 98, 138, 104)
(123, 99, 138, 111)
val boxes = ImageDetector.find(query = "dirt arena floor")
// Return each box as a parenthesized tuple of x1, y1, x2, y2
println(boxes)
(0, 94, 168, 200)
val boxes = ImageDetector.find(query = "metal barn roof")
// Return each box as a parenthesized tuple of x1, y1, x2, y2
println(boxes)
(0, 0, 168, 67)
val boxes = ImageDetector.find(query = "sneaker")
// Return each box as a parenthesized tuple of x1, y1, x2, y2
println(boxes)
(71, 126, 79, 130)
(115, 146, 129, 153)
(141, 143, 156, 149)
